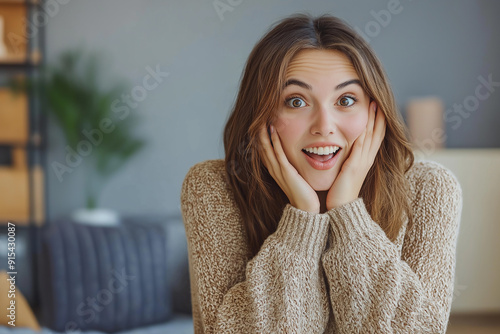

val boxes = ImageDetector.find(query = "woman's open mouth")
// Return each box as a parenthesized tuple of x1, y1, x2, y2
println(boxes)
(301, 146, 341, 170)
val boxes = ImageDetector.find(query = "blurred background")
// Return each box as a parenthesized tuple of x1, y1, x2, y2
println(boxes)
(0, 0, 498, 333)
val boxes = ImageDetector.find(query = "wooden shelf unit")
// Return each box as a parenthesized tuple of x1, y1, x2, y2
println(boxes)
(0, 0, 45, 226)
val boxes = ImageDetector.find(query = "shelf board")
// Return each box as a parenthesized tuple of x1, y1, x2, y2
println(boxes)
(0, 60, 40, 69)
(0, 54, 27, 64)
(0, 50, 41, 65)
(0, 0, 39, 5)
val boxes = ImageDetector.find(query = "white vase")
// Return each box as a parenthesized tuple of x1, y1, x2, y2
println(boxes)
(71, 208, 120, 226)
(406, 96, 445, 151)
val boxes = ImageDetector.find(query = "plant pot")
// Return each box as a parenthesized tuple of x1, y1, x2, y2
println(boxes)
(71, 208, 120, 226)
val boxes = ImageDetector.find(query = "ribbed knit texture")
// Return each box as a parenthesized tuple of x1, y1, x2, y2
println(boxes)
(180, 159, 462, 333)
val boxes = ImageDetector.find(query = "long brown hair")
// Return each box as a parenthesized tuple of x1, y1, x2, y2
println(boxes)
(224, 13, 414, 257)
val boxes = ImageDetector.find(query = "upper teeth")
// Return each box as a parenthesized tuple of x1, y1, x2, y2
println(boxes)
(303, 146, 340, 155)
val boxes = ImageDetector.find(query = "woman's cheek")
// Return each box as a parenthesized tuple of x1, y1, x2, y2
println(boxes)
(344, 113, 368, 144)
(273, 117, 299, 163)
(272, 117, 288, 133)
(273, 117, 301, 147)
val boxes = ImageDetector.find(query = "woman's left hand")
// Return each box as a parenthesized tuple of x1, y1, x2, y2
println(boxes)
(326, 101, 386, 210)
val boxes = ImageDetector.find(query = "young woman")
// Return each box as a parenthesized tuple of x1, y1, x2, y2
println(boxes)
(181, 13, 462, 333)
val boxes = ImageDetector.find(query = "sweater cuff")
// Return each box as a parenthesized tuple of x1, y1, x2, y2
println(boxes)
(326, 198, 374, 244)
(273, 204, 330, 260)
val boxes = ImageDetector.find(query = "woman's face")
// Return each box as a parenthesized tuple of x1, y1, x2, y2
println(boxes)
(273, 49, 371, 191)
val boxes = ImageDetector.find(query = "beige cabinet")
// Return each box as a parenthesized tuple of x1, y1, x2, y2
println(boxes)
(417, 149, 500, 313)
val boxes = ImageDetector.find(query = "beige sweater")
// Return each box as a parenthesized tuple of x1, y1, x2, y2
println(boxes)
(180, 159, 462, 333)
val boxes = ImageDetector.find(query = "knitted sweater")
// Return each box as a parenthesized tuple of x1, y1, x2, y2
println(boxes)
(180, 159, 462, 334)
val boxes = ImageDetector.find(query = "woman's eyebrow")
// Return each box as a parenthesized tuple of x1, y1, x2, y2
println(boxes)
(283, 78, 362, 91)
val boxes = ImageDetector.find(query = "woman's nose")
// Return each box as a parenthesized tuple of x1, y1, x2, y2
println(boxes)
(310, 106, 336, 136)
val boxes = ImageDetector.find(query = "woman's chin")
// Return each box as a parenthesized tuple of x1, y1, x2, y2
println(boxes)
(307, 178, 335, 191)
(298, 169, 336, 191)
(312, 185, 332, 191)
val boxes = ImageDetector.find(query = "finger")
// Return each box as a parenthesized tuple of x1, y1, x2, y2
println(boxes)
(366, 101, 377, 137)
(347, 127, 366, 165)
(374, 104, 386, 135)
(258, 126, 271, 160)
(358, 101, 376, 156)
(261, 126, 294, 196)
(370, 105, 386, 153)
(259, 126, 278, 172)
(261, 125, 292, 188)
(269, 126, 293, 172)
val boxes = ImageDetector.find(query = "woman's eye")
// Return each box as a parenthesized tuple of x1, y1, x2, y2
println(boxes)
(285, 97, 306, 108)
(337, 96, 356, 107)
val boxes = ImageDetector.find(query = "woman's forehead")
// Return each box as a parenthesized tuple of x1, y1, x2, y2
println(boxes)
(285, 49, 357, 80)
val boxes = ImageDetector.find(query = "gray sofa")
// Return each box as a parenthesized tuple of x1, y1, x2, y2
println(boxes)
(0, 215, 193, 334)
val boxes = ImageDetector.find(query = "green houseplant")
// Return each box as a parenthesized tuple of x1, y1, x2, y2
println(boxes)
(13, 48, 145, 224)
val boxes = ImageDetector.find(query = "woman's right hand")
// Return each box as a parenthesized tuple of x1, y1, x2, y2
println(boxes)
(259, 125, 320, 213)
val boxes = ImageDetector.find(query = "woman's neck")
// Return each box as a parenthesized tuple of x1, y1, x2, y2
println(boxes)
(317, 191, 328, 214)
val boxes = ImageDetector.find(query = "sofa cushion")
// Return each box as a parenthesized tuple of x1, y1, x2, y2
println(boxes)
(161, 215, 191, 314)
(0, 314, 193, 333)
(38, 220, 172, 332)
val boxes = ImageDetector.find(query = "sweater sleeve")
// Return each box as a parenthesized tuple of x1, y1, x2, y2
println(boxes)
(180, 161, 331, 333)
(320, 162, 462, 333)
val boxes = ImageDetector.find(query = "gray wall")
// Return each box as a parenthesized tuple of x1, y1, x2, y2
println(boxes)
(44, 0, 500, 219)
